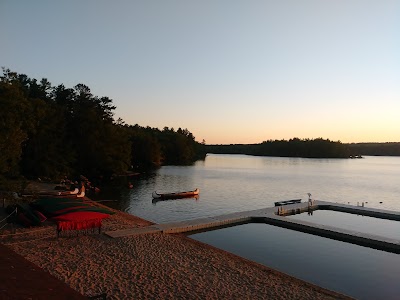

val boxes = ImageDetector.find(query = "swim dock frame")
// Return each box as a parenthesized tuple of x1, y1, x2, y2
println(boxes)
(105, 200, 400, 254)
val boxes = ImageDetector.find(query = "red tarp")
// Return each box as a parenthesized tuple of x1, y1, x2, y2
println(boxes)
(51, 211, 110, 231)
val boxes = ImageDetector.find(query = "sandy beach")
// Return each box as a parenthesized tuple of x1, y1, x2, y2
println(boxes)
(0, 196, 351, 299)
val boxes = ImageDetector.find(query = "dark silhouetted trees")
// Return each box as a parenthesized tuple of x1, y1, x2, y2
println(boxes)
(0, 68, 205, 182)
(347, 143, 400, 156)
(206, 138, 351, 158)
(0, 69, 29, 177)
(8, 67, 395, 185)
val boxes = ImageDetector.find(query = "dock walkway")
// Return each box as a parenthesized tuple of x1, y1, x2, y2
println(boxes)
(105, 200, 400, 253)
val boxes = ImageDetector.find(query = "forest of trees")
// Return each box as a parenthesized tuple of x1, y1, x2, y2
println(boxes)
(206, 138, 352, 158)
(0, 68, 206, 184)
(1, 68, 398, 189)
(347, 143, 400, 156)
(207, 140, 400, 158)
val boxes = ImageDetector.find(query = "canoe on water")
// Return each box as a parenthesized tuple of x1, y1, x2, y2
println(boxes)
(152, 188, 200, 200)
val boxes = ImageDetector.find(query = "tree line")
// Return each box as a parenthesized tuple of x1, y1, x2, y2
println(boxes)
(347, 143, 400, 156)
(206, 138, 352, 158)
(207, 139, 400, 158)
(2, 68, 397, 187)
(0, 68, 206, 184)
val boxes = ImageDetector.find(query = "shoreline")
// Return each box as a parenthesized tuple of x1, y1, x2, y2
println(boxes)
(0, 190, 351, 299)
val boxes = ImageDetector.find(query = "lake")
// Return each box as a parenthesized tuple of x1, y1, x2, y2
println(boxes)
(100, 154, 400, 223)
(286, 209, 400, 241)
(191, 223, 400, 300)
(98, 154, 400, 299)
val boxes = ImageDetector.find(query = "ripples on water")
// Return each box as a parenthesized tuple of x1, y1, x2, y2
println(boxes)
(98, 154, 400, 299)
(101, 154, 400, 223)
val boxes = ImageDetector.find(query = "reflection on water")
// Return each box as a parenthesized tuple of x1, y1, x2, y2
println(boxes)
(97, 155, 400, 298)
(190, 223, 400, 300)
(99, 155, 400, 223)
(151, 195, 199, 205)
(287, 209, 400, 240)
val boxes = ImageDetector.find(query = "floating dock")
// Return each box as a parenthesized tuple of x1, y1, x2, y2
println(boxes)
(105, 200, 400, 253)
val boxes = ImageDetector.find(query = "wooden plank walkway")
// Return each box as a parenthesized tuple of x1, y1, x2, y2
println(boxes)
(104, 200, 400, 253)
(0, 243, 86, 299)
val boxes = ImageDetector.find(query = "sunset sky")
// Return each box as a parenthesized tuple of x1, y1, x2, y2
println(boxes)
(2, 1, 399, 144)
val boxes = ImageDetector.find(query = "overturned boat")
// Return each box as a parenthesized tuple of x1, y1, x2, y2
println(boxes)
(152, 188, 199, 200)
(274, 199, 302, 206)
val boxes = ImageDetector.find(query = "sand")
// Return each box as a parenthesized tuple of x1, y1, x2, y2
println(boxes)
(0, 198, 351, 299)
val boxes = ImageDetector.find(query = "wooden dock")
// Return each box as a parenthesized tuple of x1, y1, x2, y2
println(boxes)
(105, 200, 400, 253)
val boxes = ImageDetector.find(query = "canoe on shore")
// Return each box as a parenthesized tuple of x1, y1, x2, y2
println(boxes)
(152, 188, 199, 200)
(274, 199, 302, 206)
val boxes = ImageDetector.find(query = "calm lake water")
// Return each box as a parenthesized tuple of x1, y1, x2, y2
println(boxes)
(191, 223, 400, 300)
(287, 209, 400, 241)
(98, 154, 400, 299)
(101, 154, 400, 223)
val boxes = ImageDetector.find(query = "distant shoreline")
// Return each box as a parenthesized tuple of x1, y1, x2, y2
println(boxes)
(206, 140, 400, 158)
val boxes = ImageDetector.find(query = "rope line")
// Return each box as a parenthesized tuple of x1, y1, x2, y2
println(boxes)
(0, 208, 17, 224)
